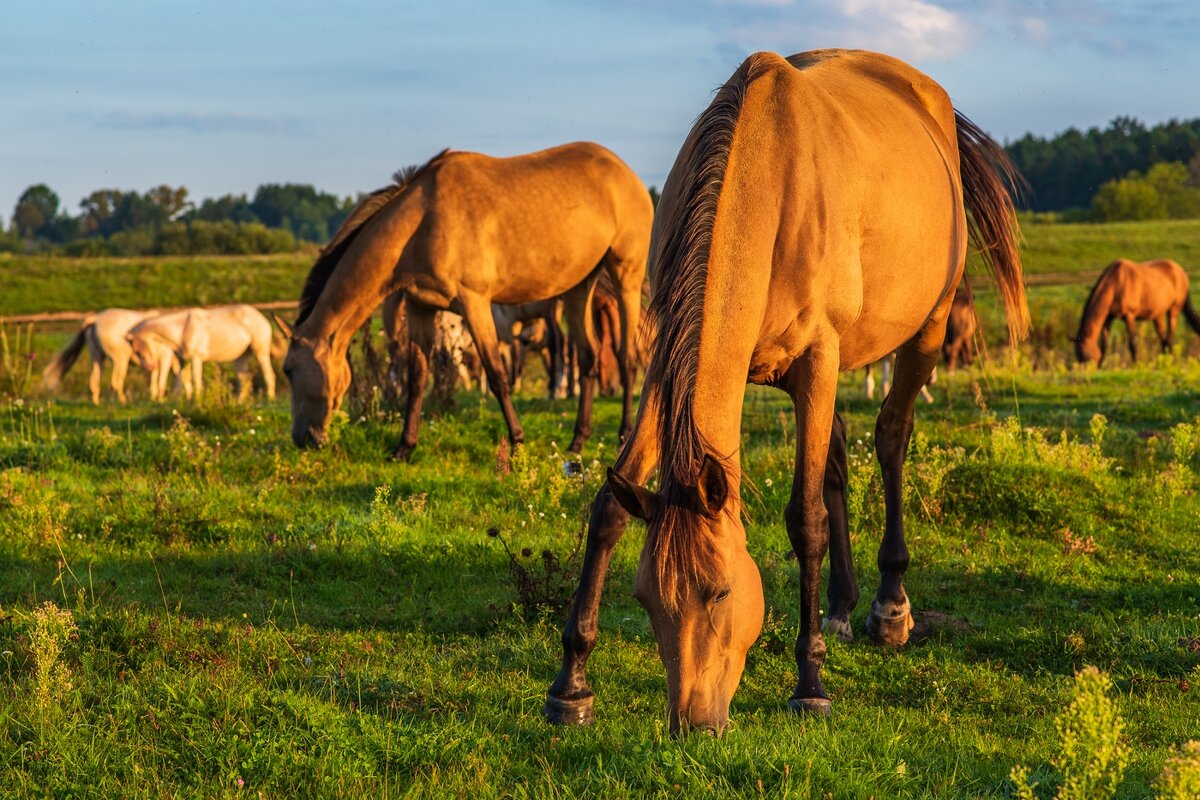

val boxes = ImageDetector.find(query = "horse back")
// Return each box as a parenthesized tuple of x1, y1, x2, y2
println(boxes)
(404, 143, 651, 303)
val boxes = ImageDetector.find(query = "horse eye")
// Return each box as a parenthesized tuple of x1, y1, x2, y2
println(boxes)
(712, 587, 731, 604)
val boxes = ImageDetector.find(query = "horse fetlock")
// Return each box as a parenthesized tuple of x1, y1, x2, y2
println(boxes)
(866, 596, 914, 647)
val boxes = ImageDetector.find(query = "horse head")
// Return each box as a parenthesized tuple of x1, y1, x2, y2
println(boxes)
(275, 315, 350, 449)
(608, 455, 764, 736)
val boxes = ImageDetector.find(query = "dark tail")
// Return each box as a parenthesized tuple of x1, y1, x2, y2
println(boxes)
(956, 110, 1030, 342)
(42, 316, 94, 390)
(1184, 294, 1200, 335)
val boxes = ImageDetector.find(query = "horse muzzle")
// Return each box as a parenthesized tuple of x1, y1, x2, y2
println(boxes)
(292, 425, 327, 450)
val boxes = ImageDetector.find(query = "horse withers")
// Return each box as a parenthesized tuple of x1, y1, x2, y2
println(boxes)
(545, 49, 1029, 736)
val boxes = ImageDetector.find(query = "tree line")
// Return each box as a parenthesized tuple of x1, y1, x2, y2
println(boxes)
(5, 116, 1200, 256)
(1, 183, 356, 256)
(1005, 116, 1200, 221)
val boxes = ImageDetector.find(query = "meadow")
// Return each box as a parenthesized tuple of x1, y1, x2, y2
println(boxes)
(0, 219, 1199, 798)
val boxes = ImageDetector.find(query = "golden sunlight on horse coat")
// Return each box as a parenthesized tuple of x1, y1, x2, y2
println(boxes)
(546, 49, 1029, 735)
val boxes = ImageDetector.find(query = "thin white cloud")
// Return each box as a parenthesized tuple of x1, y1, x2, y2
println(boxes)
(725, 0, 971, 62)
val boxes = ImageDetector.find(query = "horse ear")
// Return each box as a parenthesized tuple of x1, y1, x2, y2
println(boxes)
(607, 467, 659, 522)
(696, 454, 729, 517)
(272, 313, 294, 340)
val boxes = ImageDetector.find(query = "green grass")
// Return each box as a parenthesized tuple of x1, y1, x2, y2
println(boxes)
(2, 221, 1199, 796)
(0, 252, 315, 316)
(0, 359, 1197, 797)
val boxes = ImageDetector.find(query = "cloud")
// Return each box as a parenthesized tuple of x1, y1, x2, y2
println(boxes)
(724, 0, 972, 62)
(87, 111, 306, 135)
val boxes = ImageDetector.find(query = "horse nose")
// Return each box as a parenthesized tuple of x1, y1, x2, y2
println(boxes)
(292, 426, 326, 450)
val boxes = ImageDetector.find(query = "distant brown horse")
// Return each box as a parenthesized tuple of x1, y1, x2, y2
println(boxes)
(942, 285, 978, 369)
(277, 143, 652, 458)
(1074, 258, 1200, 365)
(545, 49, 1028, 735)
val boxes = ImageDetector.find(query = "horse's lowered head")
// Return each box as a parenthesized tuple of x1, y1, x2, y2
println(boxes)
(608, 455, 764, 736)
(275, 315, 350, 449)
(126, 329, 176, 374)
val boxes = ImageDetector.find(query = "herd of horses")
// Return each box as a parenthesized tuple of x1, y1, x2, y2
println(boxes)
(41, 49, 1200, 735)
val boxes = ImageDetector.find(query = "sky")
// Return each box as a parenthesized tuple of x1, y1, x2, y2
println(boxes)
(3, 0, 1199, 213)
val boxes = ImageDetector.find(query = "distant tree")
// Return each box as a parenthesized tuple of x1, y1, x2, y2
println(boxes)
(191, 194, 258, 224)
(12, 184, 60, 238)
(1091, 174, 1167, 221)
(80, 190, 124, 235)
(250, 183, 350, 243)
(146, 185, 191, 221)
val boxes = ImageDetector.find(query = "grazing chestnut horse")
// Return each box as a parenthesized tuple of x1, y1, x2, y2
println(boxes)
(1074, 258, 1200, 365)
(278, 143, 651, 457)
(545, 49, 1028, 735)
(942, 285, 978, 369)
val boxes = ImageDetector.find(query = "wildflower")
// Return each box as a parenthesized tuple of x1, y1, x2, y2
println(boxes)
(764, 478, 774, 488)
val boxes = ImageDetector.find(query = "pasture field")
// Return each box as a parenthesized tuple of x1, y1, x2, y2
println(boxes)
(1, 219, 1200, 798)
(0, 359, 1198, 798)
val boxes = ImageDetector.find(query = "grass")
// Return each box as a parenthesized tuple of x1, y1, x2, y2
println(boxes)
(0, 358, 1197, 797)
(1, 220, 1199, 796)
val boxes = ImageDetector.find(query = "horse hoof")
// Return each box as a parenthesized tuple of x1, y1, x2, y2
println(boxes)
(544, 693, 595, 726)
(390, 443, 415, 462)
(788, 696, 832, 717)
(566, 438, 586, 455)
(821, 615, 854, 643)
(866, 598, 914, 648)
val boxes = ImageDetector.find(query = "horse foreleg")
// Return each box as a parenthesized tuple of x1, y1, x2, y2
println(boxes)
(393, 301, 436, 461)
(1124, 315, 1138, 362)
(562, 279, 600, 454)
(783, 346, 840, 716)
(864, 364, 875, 400)
(1154, 315, 1171, 354)
(821, 410, 857, 642)
(546, 387, 661, 725)
(190, 359, 204, 401)
(614, 282, 641, 446)
(459, 291, 525, 447)
(110, 353, 130, 404)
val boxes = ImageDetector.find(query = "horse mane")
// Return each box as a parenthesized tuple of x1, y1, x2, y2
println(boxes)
(295, 149, 450, 325)
(644, 54, 773, 612)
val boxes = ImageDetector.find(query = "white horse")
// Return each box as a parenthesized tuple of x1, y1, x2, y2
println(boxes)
(43, 308, 179, 403)
(865, 355, 935, 404)
(128, 305, 277, 401)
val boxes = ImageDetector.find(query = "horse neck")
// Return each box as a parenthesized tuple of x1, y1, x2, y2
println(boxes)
(300, 207, 420, 351)
(1077, 275, 1115, 344)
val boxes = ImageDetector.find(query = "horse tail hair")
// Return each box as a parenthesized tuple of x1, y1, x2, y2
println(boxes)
(1183, 293, 1200, 335)
(42, 315, 94, 390)
(955, 110, 1030, 343)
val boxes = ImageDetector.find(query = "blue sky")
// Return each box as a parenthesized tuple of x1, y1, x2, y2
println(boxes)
(3, 0, 1198, 213)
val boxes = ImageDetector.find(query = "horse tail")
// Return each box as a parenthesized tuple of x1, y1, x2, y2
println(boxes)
(42, 315, 95, 390)
(955, 110, 1030, 342)
(1183, 293, 1200, 335)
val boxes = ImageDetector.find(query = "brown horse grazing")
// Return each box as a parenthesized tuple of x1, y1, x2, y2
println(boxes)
(544, 49, 1028, 735)
(276, 143, 652, 457)
(942, 285, 978, 369)
(1074, 258, 1200, 365)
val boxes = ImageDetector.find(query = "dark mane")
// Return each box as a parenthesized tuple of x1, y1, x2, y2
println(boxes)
(644, 54, 770, 611)
(295, 149, 450, 325)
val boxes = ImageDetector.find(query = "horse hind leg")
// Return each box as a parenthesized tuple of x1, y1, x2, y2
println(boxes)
(234, 354, 254, 403)
(821, 410, 858, 642)
(393, 301, 437, 461)
(1153, 315, 1171, 355)
(562, 276, 600, 453)
(866, 309, 948, 648)
(253, 343, 276, 400)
